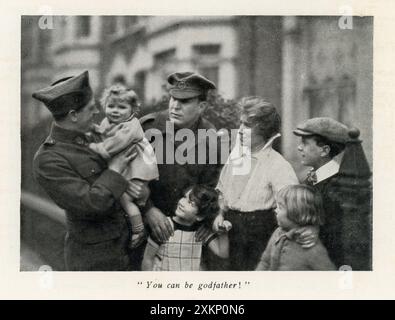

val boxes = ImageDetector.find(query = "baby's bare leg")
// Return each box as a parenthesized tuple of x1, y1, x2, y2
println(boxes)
(133, 180, 150, 207)
(120, 193, 144, 233)
(120, 194, 146, 248)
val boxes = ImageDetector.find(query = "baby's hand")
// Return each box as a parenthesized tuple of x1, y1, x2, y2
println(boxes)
(217, 220, 232, 233)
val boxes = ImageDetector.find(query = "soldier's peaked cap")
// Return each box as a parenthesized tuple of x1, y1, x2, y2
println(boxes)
(32, 70, 92, 117)
(167, 71, 216, 99)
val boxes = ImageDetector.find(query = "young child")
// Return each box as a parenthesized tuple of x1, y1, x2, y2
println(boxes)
(142, 185, 232, 271)
(293, 117, 348, 268)
(255, 184, 335, 271)
(88, 85, 159, 248)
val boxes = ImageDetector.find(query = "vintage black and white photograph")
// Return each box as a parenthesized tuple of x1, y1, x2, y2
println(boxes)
(20, 15, 373, 272)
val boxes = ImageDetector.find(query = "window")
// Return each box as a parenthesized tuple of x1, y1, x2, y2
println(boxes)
(193, 44, 221, 56)
(198, 66, 219, 87)
(75, 16, 91, 38)
(303, 75, 356, 126)
(111, 74, 127, 86)
(153, 48, 177, 97)
(193, 44, 221, 87)
(154, 48, 176, 69)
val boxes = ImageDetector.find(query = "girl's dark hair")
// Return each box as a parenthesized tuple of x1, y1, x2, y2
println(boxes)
(186, 184, 220, 227)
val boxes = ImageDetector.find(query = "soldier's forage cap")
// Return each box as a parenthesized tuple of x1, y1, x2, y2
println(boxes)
(293, 117, 349, 144)
(167, 72, 216, 99)
(32, 70, 93, 117)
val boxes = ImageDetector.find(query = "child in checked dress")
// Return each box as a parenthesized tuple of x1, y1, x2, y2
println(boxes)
(142, 185, 232, 271)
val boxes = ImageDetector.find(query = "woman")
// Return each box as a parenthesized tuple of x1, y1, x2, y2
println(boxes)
(214, 96, 299, 270)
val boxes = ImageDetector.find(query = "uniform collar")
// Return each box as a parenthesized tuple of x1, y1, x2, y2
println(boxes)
(254, 133, 281, 157)
(314, 151, 344, 184)
(46, 123, 90, 146)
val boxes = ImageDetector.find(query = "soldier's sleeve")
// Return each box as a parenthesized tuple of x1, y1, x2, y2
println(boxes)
(33, 151, 128, 219)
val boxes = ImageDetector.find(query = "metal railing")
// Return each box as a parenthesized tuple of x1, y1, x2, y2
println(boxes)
(21, 191, 66, 226)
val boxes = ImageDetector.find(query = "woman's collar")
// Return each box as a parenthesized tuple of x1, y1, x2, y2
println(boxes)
(253, 133, 281, 153)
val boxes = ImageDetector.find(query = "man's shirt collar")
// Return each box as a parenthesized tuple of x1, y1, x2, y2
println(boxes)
(314, 151, 345, 184)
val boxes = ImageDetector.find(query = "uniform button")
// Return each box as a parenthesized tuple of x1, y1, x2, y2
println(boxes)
(91, 168, 96, 173)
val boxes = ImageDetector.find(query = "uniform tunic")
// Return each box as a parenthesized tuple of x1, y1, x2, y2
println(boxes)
(140, 110, 224, 270)
(141, 110, 223, 216)
(33, 123, 131, 271)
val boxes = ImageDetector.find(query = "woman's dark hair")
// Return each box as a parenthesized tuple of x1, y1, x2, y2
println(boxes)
(186, 184, 220, 227)
(238, 96, 281, 141)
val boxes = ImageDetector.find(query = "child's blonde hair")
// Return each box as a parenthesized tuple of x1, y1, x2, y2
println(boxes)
(100, 85, 141, 114)
(277, 184, 325, 226)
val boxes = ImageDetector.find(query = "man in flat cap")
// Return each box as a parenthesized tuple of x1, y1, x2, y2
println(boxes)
(294, 117, 371, 269)
(32, 71, 147, 271)
(139, 72, 223, 269)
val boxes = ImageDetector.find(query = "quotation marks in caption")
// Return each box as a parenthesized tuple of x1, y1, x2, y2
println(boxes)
(137, 280, 251, 291)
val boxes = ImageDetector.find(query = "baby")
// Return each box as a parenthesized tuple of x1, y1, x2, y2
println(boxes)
(89, 85, 159, 248)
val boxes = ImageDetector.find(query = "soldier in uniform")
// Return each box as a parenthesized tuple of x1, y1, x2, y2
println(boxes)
(32, 71, 148, 271)
(140, 72, 224, 265)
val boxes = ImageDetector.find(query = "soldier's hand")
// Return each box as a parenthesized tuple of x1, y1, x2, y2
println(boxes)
(295, 225, 319, 248)
(217, 220, 232, 234)
(145, 207, 174, 243)
(108, 145, 137, 174)
(127, 179, 150, 200)
(212, 213, 225, 233)
(195, 224, 212, 242)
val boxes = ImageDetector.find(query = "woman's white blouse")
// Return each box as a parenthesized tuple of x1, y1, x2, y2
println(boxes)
(217, 134, 299, 212)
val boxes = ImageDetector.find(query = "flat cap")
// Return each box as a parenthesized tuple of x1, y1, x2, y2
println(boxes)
(32, 70, 92, 117)
(167, 71, 216, 99)
(293, 117, 349, 143)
